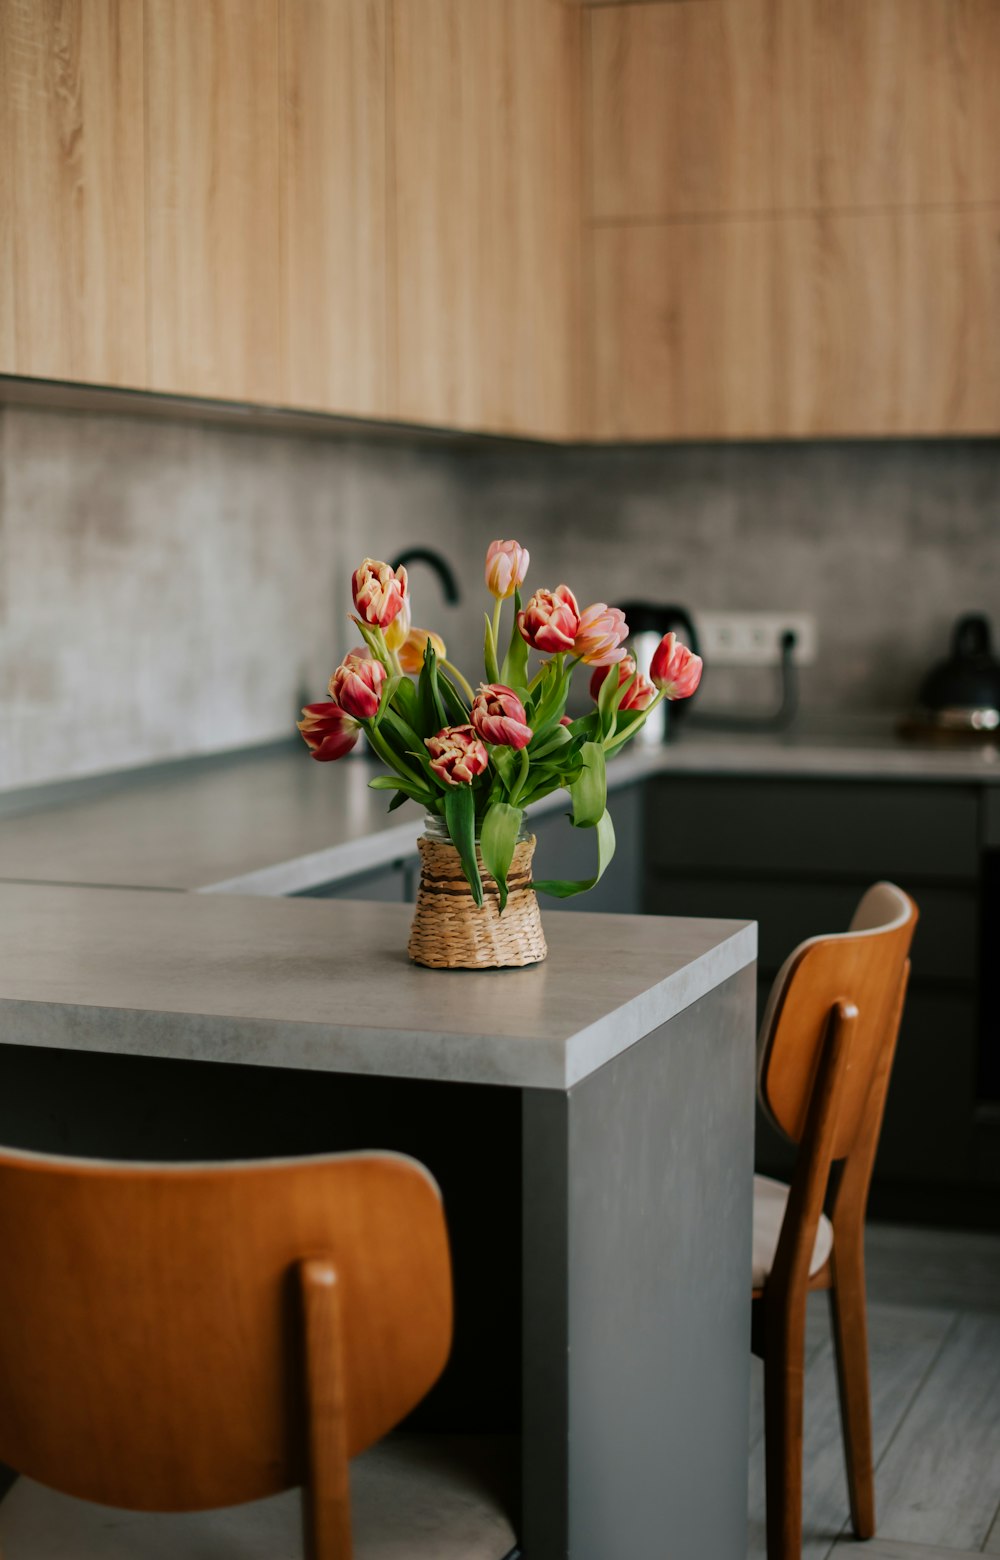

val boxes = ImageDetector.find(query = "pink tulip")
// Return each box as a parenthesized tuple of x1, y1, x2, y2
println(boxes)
(471, 684, 533, 750)
(425, 725, 490, 786)
(398, 627, 447, 676)
(574, 602, 628, 666)
(327, 652, 387, 721)
(485, 539, 530, 600)
(298, 702, 360, 761)
(650, 632, 703, 700)
(518, 585, 580, 653)
(590, 654, 656, 711)
(352, 557, 408, 628)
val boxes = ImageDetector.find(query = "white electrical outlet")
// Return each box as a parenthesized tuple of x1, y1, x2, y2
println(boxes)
(694, 612, 818, 668)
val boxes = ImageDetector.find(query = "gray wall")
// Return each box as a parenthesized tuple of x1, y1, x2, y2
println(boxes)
(1, 404, 998, 790)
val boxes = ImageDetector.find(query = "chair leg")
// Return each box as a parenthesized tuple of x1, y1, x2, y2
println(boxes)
(763, 1293, 807, 1560)
(830, 1239, 876, 1539)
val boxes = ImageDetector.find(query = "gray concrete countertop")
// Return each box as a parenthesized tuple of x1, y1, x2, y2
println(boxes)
(0, 882, 755, 1090)
(1, 720, 998, 896)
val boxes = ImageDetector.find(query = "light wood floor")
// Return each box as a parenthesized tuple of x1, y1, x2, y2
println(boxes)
(748, 1223, 1000, 1560)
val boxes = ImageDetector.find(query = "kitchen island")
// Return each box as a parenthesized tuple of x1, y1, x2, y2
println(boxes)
(0, 882, 756, 1560)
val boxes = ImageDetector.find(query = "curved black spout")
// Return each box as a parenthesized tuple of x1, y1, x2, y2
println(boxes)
(390, 547, 460, 604)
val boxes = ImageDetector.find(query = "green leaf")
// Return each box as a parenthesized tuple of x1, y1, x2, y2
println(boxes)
(417, 641, 447, 736)
(484, 613, 501, 685)
(499, 588, 529, 693)
(489, 745, 518, 792)
(480, 801, 523, 913)
(351, 616, 389, 666)
(529, 723, 573, 760)
(368, 773, 435, 807)
(444, 784, 483, 907)
(392, 672, 420, 726)
(437, 668, 470, 725)
(569, 741, 606, 829)
(362, 719, 428, 793)
(534, 809, 616, 899)
(388, 790, 411, 812)
(374, 673, 402, 729)
(596, 659, 621, 736)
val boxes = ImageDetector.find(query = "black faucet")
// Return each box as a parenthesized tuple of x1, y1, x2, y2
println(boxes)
(390, 547, 460, 604)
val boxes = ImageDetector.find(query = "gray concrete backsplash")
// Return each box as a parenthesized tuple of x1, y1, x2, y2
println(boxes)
(1, 404, 998, 790)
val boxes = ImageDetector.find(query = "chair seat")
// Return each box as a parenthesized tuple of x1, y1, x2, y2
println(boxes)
(752, 1173, 834, 1289)
(0, 1434, 519, 1560)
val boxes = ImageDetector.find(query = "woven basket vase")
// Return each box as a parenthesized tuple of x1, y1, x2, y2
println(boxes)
(408, 832, 548, 970)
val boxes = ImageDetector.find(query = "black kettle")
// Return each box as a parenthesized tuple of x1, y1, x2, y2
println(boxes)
(916, 613, 1000, 733)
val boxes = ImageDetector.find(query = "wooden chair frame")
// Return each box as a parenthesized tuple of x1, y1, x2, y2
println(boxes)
(752, 883, 917, 1560)
(0, 1148, 454, 1560)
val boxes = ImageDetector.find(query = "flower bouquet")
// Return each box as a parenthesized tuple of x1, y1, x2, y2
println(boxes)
(299, 542, 702, 968)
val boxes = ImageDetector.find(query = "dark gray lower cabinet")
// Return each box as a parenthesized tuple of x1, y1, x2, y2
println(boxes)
(645, 775, 989, 1213)
(297, 859, 414, 903)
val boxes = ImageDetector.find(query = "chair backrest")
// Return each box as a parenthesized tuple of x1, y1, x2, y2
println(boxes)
(757, 882, 918, 1162)
(0, 1146, 452, 1513)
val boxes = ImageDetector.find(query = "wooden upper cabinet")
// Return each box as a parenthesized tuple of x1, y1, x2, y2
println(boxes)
(588, 0, 809, 221)
(279, 0, 388, 417)
(390, 0, 582, 439)
(0, 0, 146, 387)
(783, 209, 1000, 437)
(813, 0, 1000, 210)
(144, 0, 281, 403)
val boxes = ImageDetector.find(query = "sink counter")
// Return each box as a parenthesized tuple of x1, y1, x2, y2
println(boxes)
(1, 719, 998, 897)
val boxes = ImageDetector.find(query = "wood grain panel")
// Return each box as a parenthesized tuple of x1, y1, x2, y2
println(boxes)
(390, 0, 581, 438)
(813, 0, 1000, 210)
(279, 0, 387, 417)
(588, 0, 809, 220)
(0, 0, 145, 386)
(591, 220, 778, 439)
(783, 209, 1000, 436)
(145, 0, 280, 402)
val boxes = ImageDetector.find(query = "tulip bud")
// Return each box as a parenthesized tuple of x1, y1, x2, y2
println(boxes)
(485, 539, 530, 600)
(590, 654, 656, 710)
(470, 683, 533, 750)
(327, 653, 387, 721)
(517, 585, 580, 654)
(650, 632, 703, 700)
(399, 627, 447, 676)
(425, 725, 490, 786)
(383, 597, 412, 653)
(297, 702, 360, 761)
(574, 602, 628, 666)
(352, 558, 408, 629)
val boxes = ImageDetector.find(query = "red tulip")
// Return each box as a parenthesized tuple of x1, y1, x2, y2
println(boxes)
(485, 539, 530, 600)
(425, 725, 490, 786)
(518, 585, 580, 653)
(590, 654, 656, 711)
(352, 557, 408, 628)
(298, 702, 360, 761)
(574, 602, 628, 666)
(650, 632, 703, 700)
(327, 652, 386, 721)
(471, 684, 533, 750)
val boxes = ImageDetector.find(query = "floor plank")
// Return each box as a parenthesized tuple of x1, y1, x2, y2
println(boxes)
(830, 1540, 983, 1558)
(871, 1313, 1000, 1551)
(747, 1302, 956, 1560)
(864, 1226, 1000, 1315)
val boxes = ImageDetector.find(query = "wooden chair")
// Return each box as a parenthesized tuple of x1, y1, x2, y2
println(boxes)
(751, 881, 918, 1560)
(0, 1145, 518, 1559)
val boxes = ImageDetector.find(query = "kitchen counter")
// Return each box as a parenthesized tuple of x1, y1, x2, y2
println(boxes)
(1, 718, 997, 897)
(0, 880, 754, 1089)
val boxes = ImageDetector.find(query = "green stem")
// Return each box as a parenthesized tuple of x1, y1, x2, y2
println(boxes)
(442, 659, 475, 705)
(492, 597, 503, 653)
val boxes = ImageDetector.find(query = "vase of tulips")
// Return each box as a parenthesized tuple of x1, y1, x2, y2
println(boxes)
(299, 542, 702, 969)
